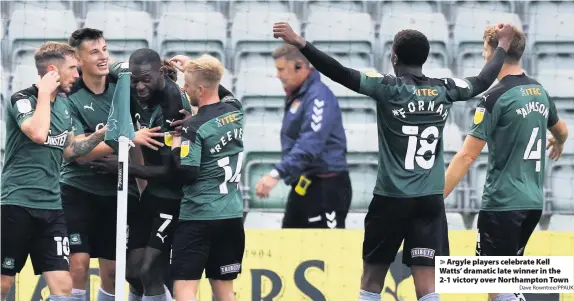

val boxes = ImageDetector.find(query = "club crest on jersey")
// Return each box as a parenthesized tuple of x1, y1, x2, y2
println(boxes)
(365, 71, 384, 78)
(290, 99, 301, 114)
(474, 107, 485, 124)
(164, 132, 173, 146)
(180, 140, 190, 158)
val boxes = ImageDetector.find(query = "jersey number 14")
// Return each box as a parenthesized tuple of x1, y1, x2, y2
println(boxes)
(217, 152, 244, 194)
(524, 127, 542, 172)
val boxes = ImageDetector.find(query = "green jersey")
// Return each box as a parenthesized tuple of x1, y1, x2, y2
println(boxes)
(1, 86, 73, 209)
(132, 77, 192, 200)
(469, 74, 559, 211)
(359, 72, 478, 197)
(177, 98, 244, 221)
(60, 62, 139, 197)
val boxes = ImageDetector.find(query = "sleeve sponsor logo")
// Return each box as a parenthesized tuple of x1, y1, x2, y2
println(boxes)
(451, 77, 470, 89)
(474, 107, 486, 125)
(16, 99, 32, 114)
(364, 71, 384, 78)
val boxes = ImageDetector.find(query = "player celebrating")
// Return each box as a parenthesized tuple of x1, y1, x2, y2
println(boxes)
(444, 26, 569, 301)
(168, 55, 244, 301)
(60, 28, 163, 301)
(274, 22, 515, 301)
(1, 42, 107, 301)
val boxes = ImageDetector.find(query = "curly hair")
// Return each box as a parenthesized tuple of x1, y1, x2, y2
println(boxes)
(161, 60, 178, 82)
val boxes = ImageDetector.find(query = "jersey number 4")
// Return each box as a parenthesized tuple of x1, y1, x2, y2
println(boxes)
(217, 151, 244, 194)
(524, 127, 542, 172)
(403, 125, 439, 170)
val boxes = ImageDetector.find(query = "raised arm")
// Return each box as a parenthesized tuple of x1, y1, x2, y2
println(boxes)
(273, 22, 361, 93)
(12, 72, 61, 144)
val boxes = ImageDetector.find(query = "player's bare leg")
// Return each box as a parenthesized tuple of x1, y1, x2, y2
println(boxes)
(174, 280, 199, 301)
(411, 266, 440, 300)
(488, 293, 526, 301)
(69, 252, 90, 299)
(140, 247, 170, 300)
(98, 258, 116, 300)
(210, 279, 236, 301)
(44, 270, 73, 295)
(127, 248, 145, 300)
(359, 262, 389, 301)
(1, 275, 15, 300)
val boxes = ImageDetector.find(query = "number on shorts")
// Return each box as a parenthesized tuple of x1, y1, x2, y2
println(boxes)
(157, 213, 173, 233)
(217, 152, 244, 194)
(523, 127, 541, 172)
(402, 125, 439, 170)
(54, 236, 70, 256)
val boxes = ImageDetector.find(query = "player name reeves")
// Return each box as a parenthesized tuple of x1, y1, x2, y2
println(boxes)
(44, 131, 69, 147)
(516, 101, 550, 119)
(210, 128, 244, 154)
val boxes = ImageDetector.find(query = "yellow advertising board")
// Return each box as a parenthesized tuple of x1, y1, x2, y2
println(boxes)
(11, 230, 574, 301)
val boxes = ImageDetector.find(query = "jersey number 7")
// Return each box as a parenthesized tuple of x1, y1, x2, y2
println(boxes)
(217, 152, 244, 194)
(524, 127, 542, 172)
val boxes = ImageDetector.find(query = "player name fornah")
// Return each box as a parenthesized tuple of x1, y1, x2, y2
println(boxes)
(210, 128, 243, 154)
(516, 101, 549, 119)
(396, 100, 450, 120)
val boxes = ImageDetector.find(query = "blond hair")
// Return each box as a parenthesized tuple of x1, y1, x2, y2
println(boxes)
(34, 41, 77, 76)
(483, 25, 526, 63)
(184, 54, 224, 89)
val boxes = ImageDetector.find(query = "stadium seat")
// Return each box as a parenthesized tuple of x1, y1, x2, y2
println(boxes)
(8, 9, 77, 68)
(82, 1, 148, 15)
(305, 12, 375, 68)
(174, 68, 233, 95)
(443, 122, 466, 210)
(305, 0, 366, 18)
(235, 69, 284, 125)
(380, 13, 449, 73)
(157, 12, 227, 65)
(450, 0, 515, 24)
(529, 13, 574, 76)
(242, 123, 288, 211)
(243, 211, 284, 229)
(468, 155, 488, 211)
(11, 65, 39, 95)
(524, 1, 574, 28)
(345, 123, 378, 211)
(230, 0, 292, 15)
(84, 11, 152, 63)
(547, 157, 574, 214)
(6, 0, 71, 16)
(547, 214, 574, 231)
(446, 213, 467, 230)
(423, 67, 454, 79)
(320, 73, 377, 124)
(346, 212, 367, 229)
(535, 70, 574, 112)
(157, 0, 219, 15)
(376, 0, 439, 21)
(231, 12, 300, 72)
(453, 11, 522, 76)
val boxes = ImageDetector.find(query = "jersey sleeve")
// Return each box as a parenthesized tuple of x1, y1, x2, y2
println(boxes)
(8, 93, 36, 127)
(468, 96, 500, 141)
(180, 128, 202, 167)
(545, 90, 559, 128)
(358, 71, 395, 102)
(444, 77, 475, 102)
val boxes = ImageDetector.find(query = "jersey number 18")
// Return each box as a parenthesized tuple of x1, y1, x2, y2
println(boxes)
(217, 152, 244, 194)
(402, 125, 439, 170)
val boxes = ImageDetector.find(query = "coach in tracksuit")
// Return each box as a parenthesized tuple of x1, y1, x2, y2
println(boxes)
(255, 44, 352, 229)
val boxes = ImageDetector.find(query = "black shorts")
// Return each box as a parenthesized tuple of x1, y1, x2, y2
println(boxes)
(61, 184, 140, 260)
(362, 194, 449, 267)
(282, 172, 352, 229)
(476, 209, 542, 256)
(128, 189, 180, 251)
(171, 218, 245, 281)
(1, 205, 69, 276)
